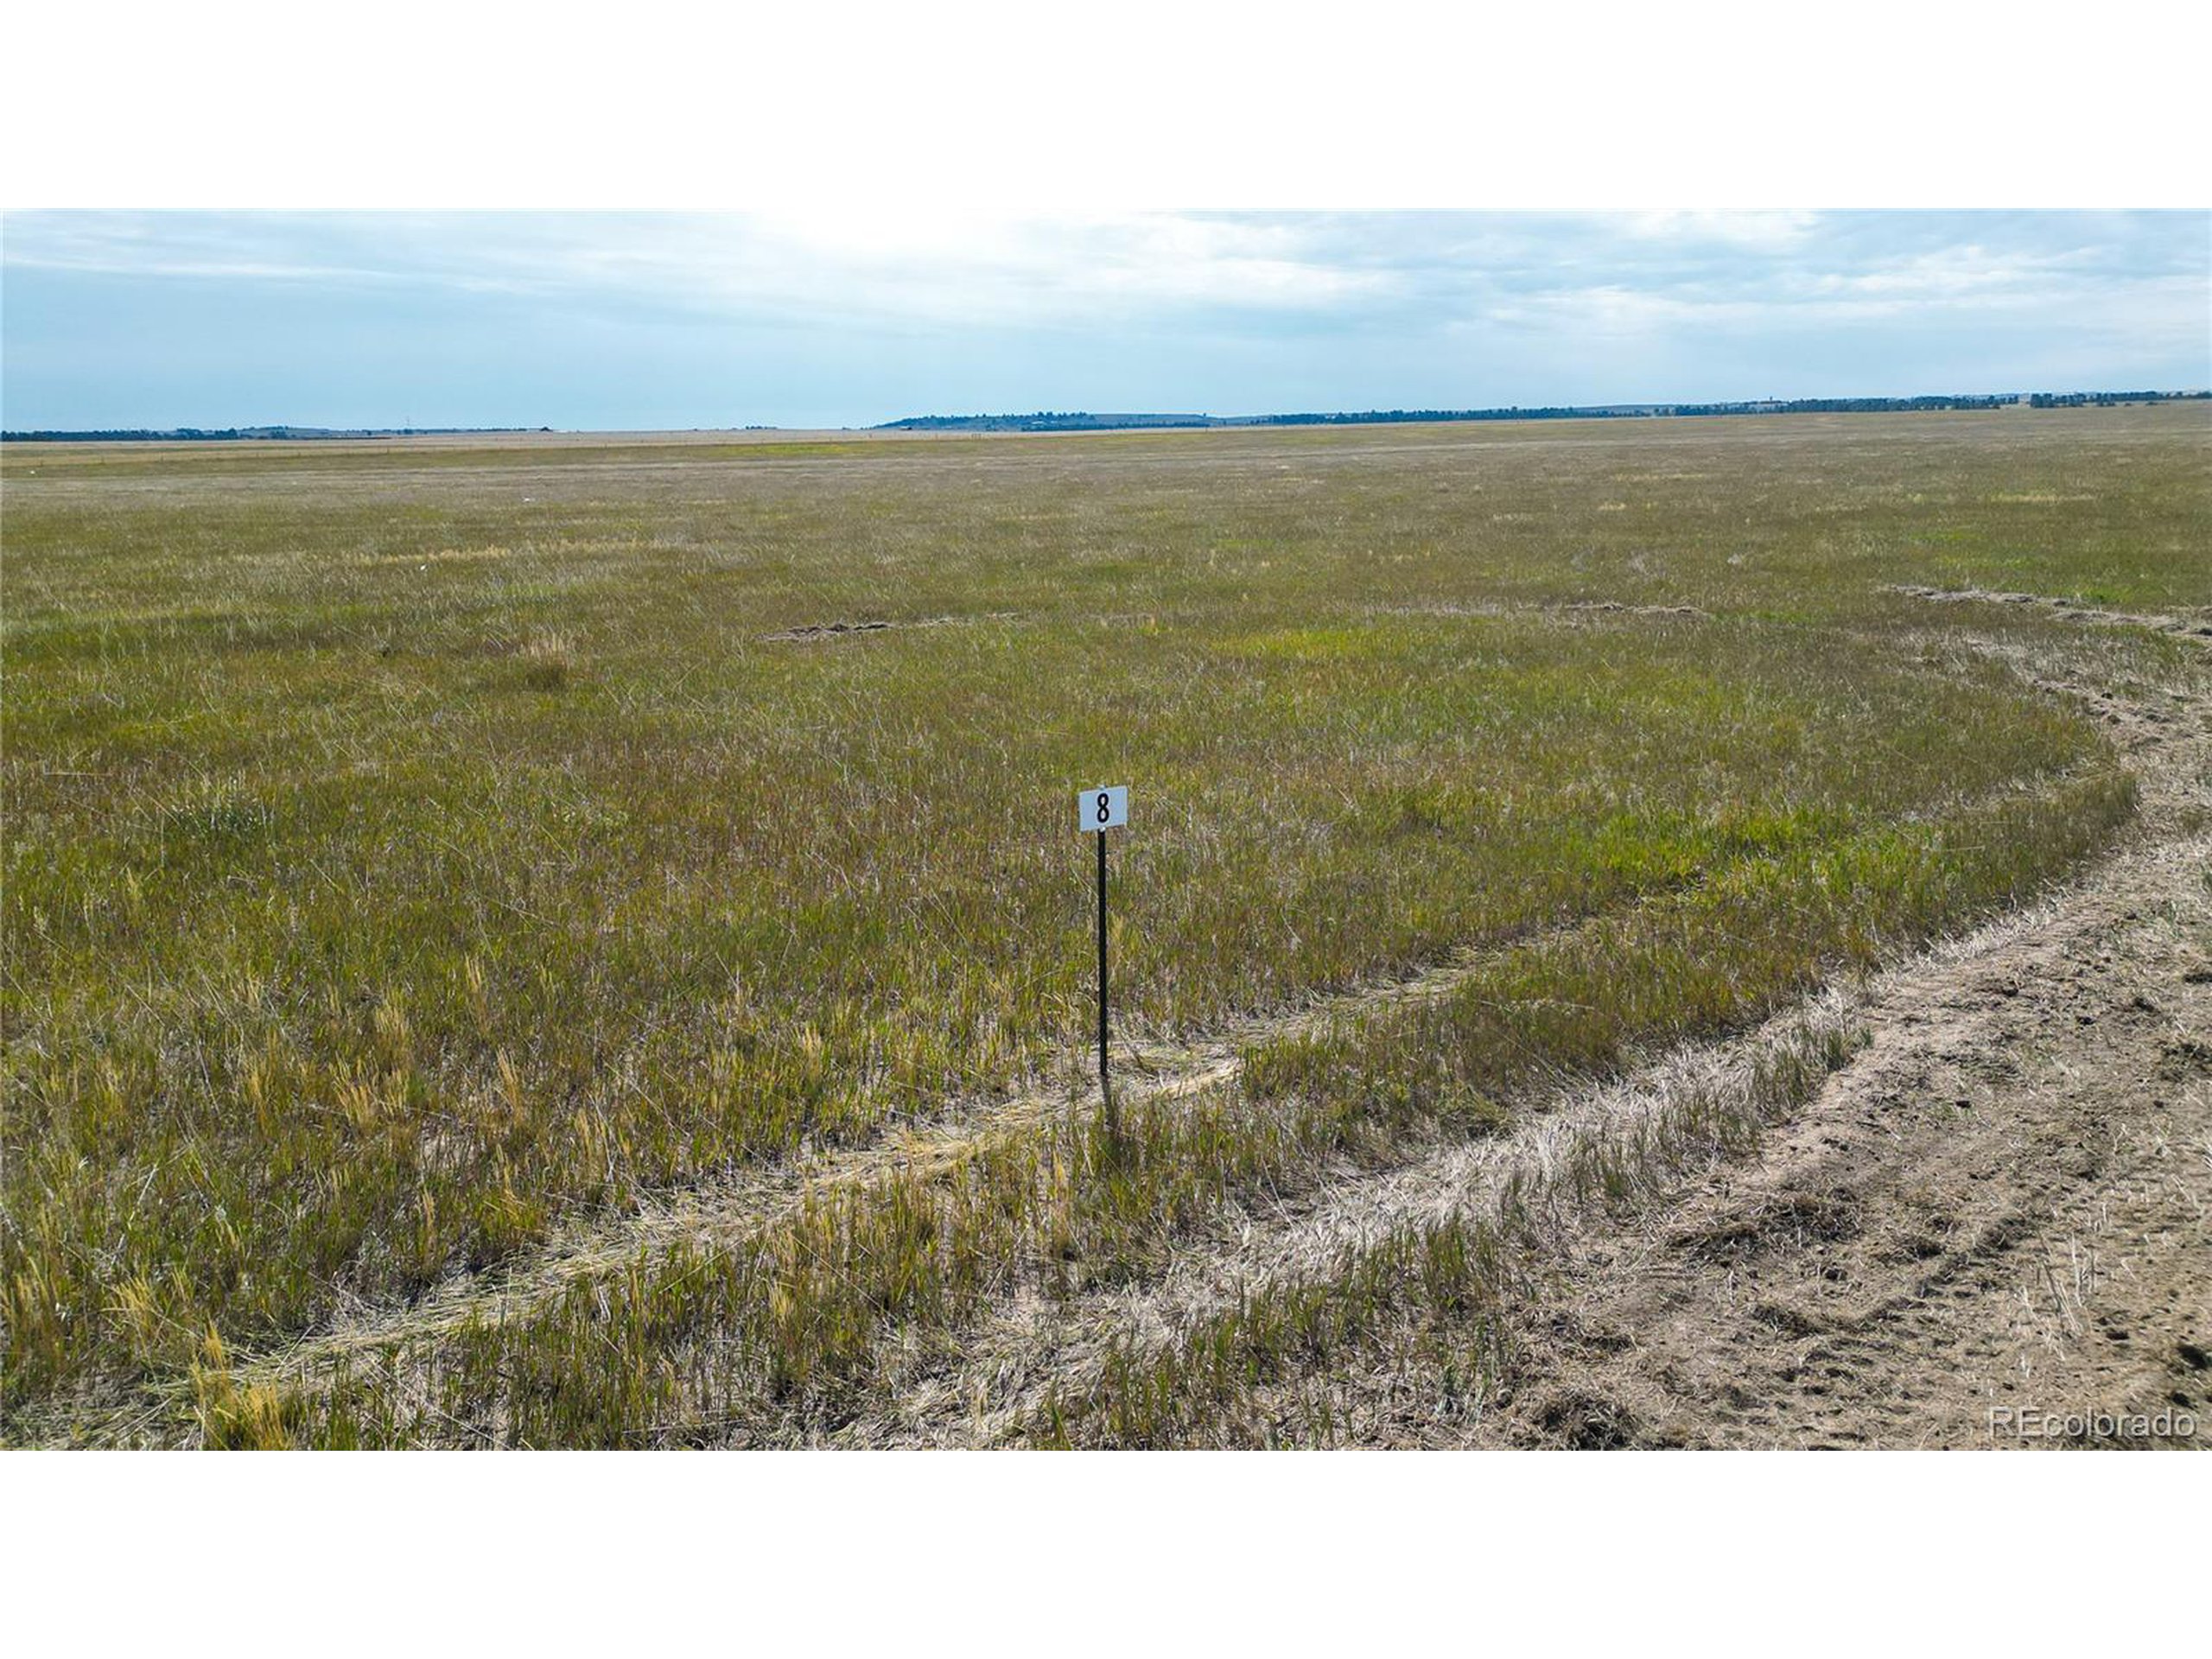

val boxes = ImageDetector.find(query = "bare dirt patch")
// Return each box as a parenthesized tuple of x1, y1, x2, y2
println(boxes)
(1484, 840, 2209, 1447)
(1469, 618, 2212, 1448)
(762, 620, 893, 641)
(760, 611, 1022, 642)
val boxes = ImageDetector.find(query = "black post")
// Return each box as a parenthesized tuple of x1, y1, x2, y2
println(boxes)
(1096, 825, 1114, 1136)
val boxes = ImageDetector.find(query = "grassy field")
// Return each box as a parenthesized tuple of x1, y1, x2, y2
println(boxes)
(3, 404, 2204, 1445)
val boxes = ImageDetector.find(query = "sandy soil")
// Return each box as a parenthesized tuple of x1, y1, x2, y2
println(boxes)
(1469, 616, 2210, 1449)
(1483, 850, 2209, 1448)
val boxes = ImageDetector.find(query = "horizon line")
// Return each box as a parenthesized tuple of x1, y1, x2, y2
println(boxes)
(9, 385, 2209, 442)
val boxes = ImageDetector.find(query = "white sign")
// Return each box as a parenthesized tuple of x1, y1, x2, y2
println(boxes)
(1078, 785, 1128, 833)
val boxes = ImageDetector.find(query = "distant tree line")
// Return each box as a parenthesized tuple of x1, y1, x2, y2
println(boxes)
(2023, 391, 2206, 409)
(15, 393, 2202, 446)
(5, 428, 265, 442)
(3, 425, 550, 442)
(1273, 391, 2209, 424)
(872, 391, 2207, 436)
(1663, 391, 2207, 416)
(1662, 396, 2017, 416)
(1262, 406, 1629, 424)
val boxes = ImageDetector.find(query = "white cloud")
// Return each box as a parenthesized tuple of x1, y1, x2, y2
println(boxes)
(1622, 210, 1821, 250)
(1, 211, 1397, 328)
(4, 210, 2203, 426)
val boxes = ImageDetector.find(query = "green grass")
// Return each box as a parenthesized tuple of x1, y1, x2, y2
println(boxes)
(239, 760, 2127, 1447)
(3, 404, 2201, 1444)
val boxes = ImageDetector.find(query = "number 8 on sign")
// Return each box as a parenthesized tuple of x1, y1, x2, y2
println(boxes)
(1079, 785, 1128, 832)
(1077, 783, 1129, 1126)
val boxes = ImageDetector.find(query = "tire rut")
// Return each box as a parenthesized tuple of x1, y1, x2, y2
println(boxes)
(228, 910, 1556, 1386)
(840, 607, 2211, 1446)
(234, 595, 2208, 1434)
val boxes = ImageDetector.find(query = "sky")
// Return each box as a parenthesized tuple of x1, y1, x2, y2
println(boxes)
(3, 211, 2206, 431)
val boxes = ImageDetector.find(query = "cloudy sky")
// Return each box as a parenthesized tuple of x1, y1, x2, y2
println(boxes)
(3, 211, 2205, 430)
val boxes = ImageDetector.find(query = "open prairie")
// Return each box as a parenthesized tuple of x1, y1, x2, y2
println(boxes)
(3, 404, 2206, 1446)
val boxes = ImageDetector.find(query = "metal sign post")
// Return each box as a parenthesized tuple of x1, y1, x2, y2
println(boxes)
(1077, 785, 1128, 1137)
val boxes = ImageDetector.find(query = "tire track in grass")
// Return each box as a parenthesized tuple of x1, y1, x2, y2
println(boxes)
(1883, 584, 2212, 640)
(214, 606, 2200, 1410)
(218, 919, 1578, 1390)
(843, 613, 2212, 1446)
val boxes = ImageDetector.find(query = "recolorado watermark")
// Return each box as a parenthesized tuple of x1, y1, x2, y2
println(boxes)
(1987, 1405, 2197, 1443)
